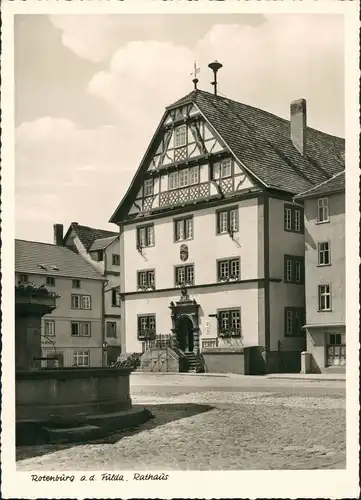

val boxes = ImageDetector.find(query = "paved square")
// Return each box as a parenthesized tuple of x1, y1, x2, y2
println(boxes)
(17, 374, 346, 470)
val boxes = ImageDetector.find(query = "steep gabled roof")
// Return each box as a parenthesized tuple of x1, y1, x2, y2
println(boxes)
(15, 239, 104, 280)
(295, 170, 345, 199)
(89, 235, 119, 252)
(64, 223, 118, 251)
(110, 89, 344, 223)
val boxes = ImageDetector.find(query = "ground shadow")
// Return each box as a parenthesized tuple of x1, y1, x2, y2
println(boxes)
(16, 402, 214, 462)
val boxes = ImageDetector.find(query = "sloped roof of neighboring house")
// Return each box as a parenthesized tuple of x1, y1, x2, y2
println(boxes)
(169, 90, 345, 192)
(89, 235, 119, 252)
(295, 170, 345, 199)
(64, 223, 118, 251)
(110, 89, 344, 222)
(15, 239, 104, 280)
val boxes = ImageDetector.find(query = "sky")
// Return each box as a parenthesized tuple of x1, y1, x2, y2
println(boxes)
(15, 14, 345, 243)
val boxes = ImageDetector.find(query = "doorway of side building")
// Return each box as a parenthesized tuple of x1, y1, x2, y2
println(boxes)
(176, 316, 194, 353)
(326, 332, 346, 367)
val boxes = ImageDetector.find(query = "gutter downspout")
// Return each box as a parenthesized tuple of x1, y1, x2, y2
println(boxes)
(102, 277, 109, 367)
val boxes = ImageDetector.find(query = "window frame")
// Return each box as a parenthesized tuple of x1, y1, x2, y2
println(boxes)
(284, 255, 304, 284)
(136, 224, 155, 248)
(217, 308, 242, 338)
(284, 307, 305, 337)
(73, 349, 90, 367)
(216, 206, 239, 235)
(217, 257, 240, 281)
(19, 274, 29, 284)
(46, 276, 56, 287)
(143, 178, 154, 197)
(137, 269, 156, 290)
(317, 197, 329, 224)
(174, 124, 187, 148)
(111, 288, 120, 307)
(71, 294, 92, 310)
(174, 216, 193, 242)
(72, 279, 81, 289)
(178, 169, 189, 188)
(82, 295, 91, 310)
(168, 171, 178, 190)
(318, 284, 332, 311)
(71, 321, 91, 337)
(284, 204, 304, 234)
(317, 241, 331, 266)
(220, 158, 232, 179)
(106, 321, 117, 338)
(326, 332, 346, 367)
(189, 165, 199, 185)
(175, 264, 194, 286)
(44, 319, 55, 337)
(112, 254, 120, 266)
(137, 314, 156, 340)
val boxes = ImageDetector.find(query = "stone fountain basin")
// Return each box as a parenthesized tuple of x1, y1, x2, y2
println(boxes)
(16, 367, 132, 421)
(16, 367, 152, 445)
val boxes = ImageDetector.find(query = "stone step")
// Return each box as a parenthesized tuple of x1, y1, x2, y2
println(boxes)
(43, 424, 103, 444)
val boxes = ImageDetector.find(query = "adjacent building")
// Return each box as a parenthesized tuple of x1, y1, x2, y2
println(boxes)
(54, 222, 122, 363)
(15, 239, 104, 367)
(295, 170, 345, 373)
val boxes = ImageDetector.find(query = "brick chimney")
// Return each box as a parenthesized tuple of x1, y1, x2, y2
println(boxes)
(53, 224, 64, 246)
(290, 98, 307, 156)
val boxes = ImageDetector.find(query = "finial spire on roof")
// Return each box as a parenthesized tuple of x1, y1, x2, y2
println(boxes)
(208, 60, 223, 96)
(191, 61, 200, 90)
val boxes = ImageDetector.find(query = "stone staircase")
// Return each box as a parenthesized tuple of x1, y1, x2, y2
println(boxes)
(184, 352, 203, 373)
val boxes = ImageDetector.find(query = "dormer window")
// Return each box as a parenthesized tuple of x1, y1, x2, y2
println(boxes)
(143, 179, 153, 197)
(174, 125, 186, 148)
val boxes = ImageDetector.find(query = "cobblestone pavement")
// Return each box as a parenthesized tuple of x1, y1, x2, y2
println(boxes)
(17, 375, 346, 471)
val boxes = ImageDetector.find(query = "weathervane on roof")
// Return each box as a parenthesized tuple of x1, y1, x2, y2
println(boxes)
(208, 60, 223, 96)
(191, 62, 200, 90)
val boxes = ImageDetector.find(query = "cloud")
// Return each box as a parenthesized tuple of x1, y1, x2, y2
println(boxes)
(88, 41, 193, 128)
(87, 15, 344, 136)
(48, 14, 267, 63)
(16, 15, 344, 242)
(15, 117, 137, 241)
(48, 15, 122, 62)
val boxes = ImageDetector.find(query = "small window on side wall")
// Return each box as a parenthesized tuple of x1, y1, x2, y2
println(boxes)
(72, 279, 81, 289)
(284, 205, 304, 234)
(46, 276, 56, 287)
(317, 197, 329, 223)
(111, 288, 120, 307)
(112, 254, 120, 266)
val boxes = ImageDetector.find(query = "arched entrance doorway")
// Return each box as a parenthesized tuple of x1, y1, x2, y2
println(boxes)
(176, 316, 194, 353)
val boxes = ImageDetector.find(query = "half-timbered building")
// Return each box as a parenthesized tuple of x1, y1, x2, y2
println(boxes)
(110, 85, 345, 373)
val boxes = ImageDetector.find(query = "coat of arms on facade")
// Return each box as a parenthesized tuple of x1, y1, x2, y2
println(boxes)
(180, 244, 188, 262)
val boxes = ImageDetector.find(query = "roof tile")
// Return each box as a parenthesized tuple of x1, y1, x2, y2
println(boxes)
(295, 170, 345, 199)
(15, 239, 104, 280)
(71, 224, 118, 250)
